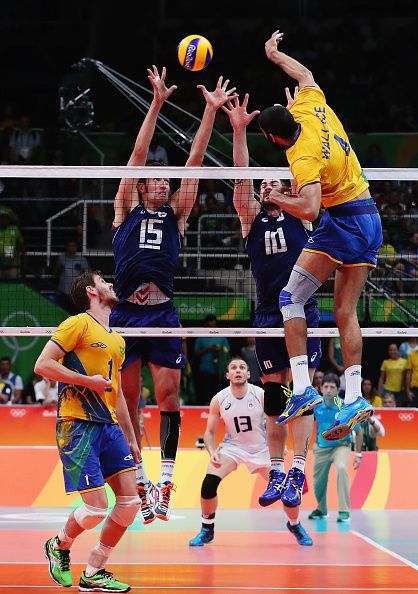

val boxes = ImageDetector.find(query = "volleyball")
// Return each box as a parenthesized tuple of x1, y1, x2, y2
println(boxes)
(177, 35, 213, 71)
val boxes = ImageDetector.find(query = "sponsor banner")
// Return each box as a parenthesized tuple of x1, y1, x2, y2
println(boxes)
(1, 447, 417, 510)
(173, 296, 251, 321)
(0, 406, 417, 450)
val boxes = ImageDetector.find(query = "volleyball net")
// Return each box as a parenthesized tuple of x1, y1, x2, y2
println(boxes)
(0, 164, 417, 342)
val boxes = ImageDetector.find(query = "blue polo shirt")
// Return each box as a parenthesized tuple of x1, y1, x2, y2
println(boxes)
(314, 401, 353, 449)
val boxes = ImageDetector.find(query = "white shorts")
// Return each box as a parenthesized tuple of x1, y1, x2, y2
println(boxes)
(217, 442, 270, 474)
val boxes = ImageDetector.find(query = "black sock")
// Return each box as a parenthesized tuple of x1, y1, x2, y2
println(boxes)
(160, 411, 181, 460)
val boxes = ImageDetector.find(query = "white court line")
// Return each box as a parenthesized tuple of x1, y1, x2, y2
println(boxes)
(351, 530, 418, 572)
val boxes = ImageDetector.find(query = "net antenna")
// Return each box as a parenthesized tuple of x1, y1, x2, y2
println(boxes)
(73, 58, 261, 195)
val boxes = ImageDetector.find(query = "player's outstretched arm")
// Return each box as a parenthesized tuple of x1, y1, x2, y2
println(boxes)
(171, 76, 238, 234)
(222, 94, 260, 237)
(114, 66, 177, 227)
(265, 30, 318, 89)
(204, 396, 222, 467)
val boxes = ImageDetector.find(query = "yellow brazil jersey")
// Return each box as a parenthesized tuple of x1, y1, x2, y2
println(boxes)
(286, 87, 369, 208)
(51, 312, 125, 423)
(407, 351, 418, 388)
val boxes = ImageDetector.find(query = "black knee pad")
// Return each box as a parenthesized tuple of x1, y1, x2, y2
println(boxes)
(201, 474, 222, 500)
(263, 382, 290, 416)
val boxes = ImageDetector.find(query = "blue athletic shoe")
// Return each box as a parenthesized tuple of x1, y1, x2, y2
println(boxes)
(276, 386, 322, 425)
(286, 521, 313, 546)
(189, 528, 214, 547)
(259, 470, 286, 507)
(281, 468, 305, 508)
(322, 396, 373, 441)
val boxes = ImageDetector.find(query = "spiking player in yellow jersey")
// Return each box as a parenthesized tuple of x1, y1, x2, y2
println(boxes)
(35, 271, 140, 592)
(257, 30, 383, 446)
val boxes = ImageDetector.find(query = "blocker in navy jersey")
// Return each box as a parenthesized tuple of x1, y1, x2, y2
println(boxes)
(112, 204, 181, 302)
(245, 210, 321, 374)
(110, 203, 185, 369)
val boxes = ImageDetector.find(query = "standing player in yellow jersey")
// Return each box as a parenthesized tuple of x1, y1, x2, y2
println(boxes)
(35, 271, 140, 593)
(257, 30, 383, 442)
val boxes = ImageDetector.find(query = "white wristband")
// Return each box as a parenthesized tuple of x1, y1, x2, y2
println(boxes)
(355, 453, 363, 458)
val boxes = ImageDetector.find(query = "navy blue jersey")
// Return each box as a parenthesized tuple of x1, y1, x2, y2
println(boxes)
(112, 204, 182, 302)
(245, 210, 316, 313)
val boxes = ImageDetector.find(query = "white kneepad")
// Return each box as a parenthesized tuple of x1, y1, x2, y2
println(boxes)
(74, 504, 107, 529)
(109, 495, 141, 527)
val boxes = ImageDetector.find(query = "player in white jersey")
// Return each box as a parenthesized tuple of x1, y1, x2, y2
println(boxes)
(189, 358, 313, 547)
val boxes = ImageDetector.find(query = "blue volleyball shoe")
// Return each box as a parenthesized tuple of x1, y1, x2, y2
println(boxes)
(281, 468, 305, 508)
(189, 528, 214, 547)
(322, 396, 373, 441)
(286, 521, 313, 546)
(276, 386, 323, 425)
(258, 470, 287, 507)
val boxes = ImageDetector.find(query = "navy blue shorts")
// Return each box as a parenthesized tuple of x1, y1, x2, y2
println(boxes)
(110, 301, 185, 369)
(56, 420, 135, 494)
(255, 301, 321, 375)
(303, 199, 383, 267)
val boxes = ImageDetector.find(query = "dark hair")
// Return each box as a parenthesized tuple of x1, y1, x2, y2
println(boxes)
(0, 356, 11, 364)
(258, 105, 298, 141)
(322, 373, 340, 389)
(70, 270, 102, 312)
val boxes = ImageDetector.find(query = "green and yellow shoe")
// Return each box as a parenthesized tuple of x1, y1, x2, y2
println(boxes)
(79, 569, 130, 592)
(43, 536, 72, 587)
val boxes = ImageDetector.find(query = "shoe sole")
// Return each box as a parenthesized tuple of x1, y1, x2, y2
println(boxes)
(322, 408, 373, 441)
(154, 513, 170, 521)
(258, 494, 282, 507)
(79, 586, 130, 592)
(308, 515, 329, 520)
(43, 541, 72, 588)
(139, 513, 155, 525)
(276, 397, 323, 425)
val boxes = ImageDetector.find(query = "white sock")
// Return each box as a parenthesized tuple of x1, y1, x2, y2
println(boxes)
(289, 518, 299, 526)
(291, 455, 306, 472)
(136, 457, 149, 486)
(344, 365, 362, 404)
(271, 458, 285, 473)
(85, 542, 113, 577)
(289, 356, 311, 394)
(160, 459, 175, 484)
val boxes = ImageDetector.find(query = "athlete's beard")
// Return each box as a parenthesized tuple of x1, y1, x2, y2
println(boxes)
(261, 199, 280, 214)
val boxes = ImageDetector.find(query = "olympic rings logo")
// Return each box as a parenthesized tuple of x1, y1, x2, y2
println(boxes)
(10, 409, 27, 418)
(1, 311, 41, 364)
(398, 413, 414, 422)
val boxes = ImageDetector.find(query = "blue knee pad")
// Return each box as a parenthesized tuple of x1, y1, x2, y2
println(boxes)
(279, 265, 321, 322)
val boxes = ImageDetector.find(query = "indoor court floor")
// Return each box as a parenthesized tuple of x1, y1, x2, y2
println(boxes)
(0, 507, 417, 593)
